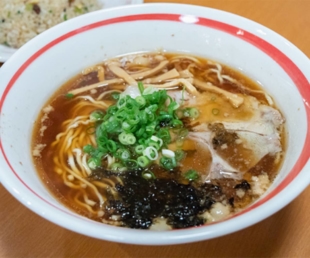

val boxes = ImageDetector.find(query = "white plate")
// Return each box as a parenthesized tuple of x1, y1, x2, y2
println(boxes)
(0, 0, 144, 62)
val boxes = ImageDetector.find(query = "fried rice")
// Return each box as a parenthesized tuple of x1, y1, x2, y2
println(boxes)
(0, 0, 102, 48)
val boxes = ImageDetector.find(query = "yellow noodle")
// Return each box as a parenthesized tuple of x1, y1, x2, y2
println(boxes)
(73, 191, 98, 214)
(97, 90, 122, 100)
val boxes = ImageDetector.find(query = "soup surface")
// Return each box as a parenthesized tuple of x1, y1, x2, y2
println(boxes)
(32, 52, 285, 230)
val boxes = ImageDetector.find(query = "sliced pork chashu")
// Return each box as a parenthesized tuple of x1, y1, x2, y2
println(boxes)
(177, 91, 284, 182)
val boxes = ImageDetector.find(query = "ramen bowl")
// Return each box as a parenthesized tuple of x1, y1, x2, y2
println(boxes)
(0, 3, 309, 245)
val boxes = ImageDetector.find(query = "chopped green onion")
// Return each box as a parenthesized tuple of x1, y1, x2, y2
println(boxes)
(168, 101, 179, 112)
(148, 135, 163, 150)
(65, 93, 74, 99)
(83, 144, 94, 154)
(127, 114, 140, 125)
(138, 81, 144, 94)
(149, 141, 160, 150)
(135, 96, 146, 107)
(125, 159, 138, 169)
(156, 128, 171, 145)
(110, 163, 126, 172)
(106, 140, 117, 153)
(118, 132, 127, 144)
(150, 135, 163, 148)
(90, 111, 104, 121)
(184, 169, 199, 181)
(160, 157, 176, 170)
(105, 119, 121, 133)
(143, 146, 158, 161)
(135, 127, 145, 138)
(212, 108, 220, 115)
(115, 148, 127, 159)
(183, 108, 199, 119)
(162, 149, 175, 158)
(145, 122, 156, 133)
(148, 104, 158, 113)
(158, 113, 172, 124)
(125, 98, 136, 110)
(189, 108, 199, 118)
(122, 121, 131, 131)
(183, 108, 190, 117)
(179, 128, 189, 138)
(171, 119, 183, 128)
(135, 145, 145, 155)
(117, 96, 127, 109)
(119, 149, 131, 160)
(142, 170, 156, 180)
(126, 133, 136, 145)
(107, 105, 118, 115)
(87, 157, 101, 170)
(176, 138, 184, 148)
(147, 113, 155, 122)
(111, 92, 120, 100)
(84, 84, 199, 171)
(118, 132, 136, 145)
(143, 86, 156, 95)
(175, 150, 185, 162)
(137, 156, 150, 168)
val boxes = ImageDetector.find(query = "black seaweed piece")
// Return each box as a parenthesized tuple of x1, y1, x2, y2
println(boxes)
(229, 197, 234, 206)
(234, 180, 251, 190)
(105, 170, 216, 229)
(88, 167, 128, 181)
(159, 119, 172, 127)
(200, 183, 223, 198)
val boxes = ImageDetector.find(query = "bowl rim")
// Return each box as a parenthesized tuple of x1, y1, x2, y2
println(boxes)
(0, 3, 310, 245)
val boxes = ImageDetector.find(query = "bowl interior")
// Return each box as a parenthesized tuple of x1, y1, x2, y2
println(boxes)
(0, 4, 309, 245)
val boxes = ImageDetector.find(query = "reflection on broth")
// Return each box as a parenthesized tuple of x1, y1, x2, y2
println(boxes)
(32, 52, 285, 229)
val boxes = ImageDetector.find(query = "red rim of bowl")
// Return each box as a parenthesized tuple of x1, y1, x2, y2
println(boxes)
(0, 13, 310, 228)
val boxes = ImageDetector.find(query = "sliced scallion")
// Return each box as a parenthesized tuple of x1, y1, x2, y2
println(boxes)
(162, 149, 175, 158)
(142, 170, 156, 180)
(143, 146, 158, 161)
(135, 96, 146, 107)
(84, 82, 198, 171)
(160, 156, 176, 170)
(138, 81, 144, 94)
(87, 157, 101, 170)
(111, 92, 120, 100)
(65, 93, 74, 99)
(137, 156, 150, 168)
(212, 108, 220, 115)
(135, 145, 145, 155)
(90, 111, 104, 121)
(184, 169, 199, 181)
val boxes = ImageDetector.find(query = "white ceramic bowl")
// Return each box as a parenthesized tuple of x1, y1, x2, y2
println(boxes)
(0, 3, 309, 245)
